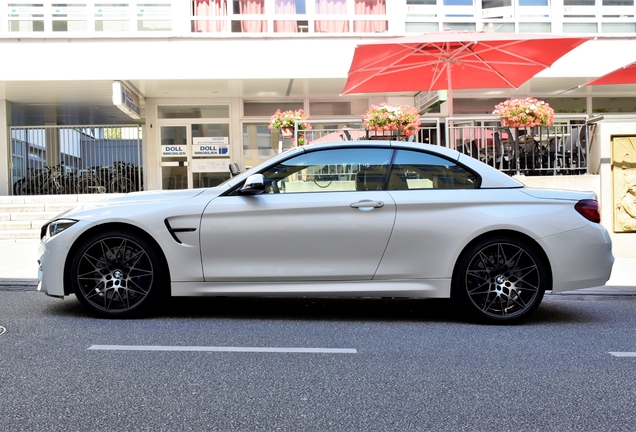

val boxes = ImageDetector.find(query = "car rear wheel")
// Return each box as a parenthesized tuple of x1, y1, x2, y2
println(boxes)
(453, 237, 547, 323)
(70, 231, 165, 317)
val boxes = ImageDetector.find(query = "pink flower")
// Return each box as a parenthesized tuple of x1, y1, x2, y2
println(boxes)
(269, 109, 312, 130)
(363, 103, 421, 135)
(493, 97, 555, 127)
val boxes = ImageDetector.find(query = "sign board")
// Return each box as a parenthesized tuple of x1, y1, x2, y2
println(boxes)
(9, 6, 44, 16)
(161, 145, 189, 157)
(112, 81, 142, 120)
(193, 137, 230, 157)
(95, 6, 129, 17)
(191, 158, 230, 173)
(416, 90, 448, 113)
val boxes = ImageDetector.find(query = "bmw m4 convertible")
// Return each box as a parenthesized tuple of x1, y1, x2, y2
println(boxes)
(37, 141, 614, 323)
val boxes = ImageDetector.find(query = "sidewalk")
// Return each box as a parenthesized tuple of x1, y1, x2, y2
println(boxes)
(0, 239, 633, 293)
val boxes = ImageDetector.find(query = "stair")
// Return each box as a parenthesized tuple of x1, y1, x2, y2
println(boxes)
(0, 194, 110, 239)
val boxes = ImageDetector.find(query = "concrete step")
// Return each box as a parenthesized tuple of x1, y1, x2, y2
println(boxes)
(0, 194, 115, 240)
(11, 211, 63, 221)
(0, 229, 40, 240)
(0, 203, 46, 212)
(0, 220, 33, 230)
(45, 203, 80, 212)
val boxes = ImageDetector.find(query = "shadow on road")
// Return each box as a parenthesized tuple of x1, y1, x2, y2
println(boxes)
(38, 293, 604, 326)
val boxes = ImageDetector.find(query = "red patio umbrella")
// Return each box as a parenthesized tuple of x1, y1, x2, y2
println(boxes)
(341, 31, 591, 116)
(581, 61, 636, 86)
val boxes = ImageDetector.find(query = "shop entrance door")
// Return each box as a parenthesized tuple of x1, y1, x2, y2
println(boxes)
(160, 122, 231, 190)
(160, 125, 190, 190)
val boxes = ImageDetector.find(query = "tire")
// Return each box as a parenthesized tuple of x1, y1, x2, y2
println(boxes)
(452, 237, 548, 324)
(70, 231, 166, 317)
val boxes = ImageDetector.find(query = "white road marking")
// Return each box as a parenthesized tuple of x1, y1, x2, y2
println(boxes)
(609, 352, 636, 357)
(88, 345, 357, 354)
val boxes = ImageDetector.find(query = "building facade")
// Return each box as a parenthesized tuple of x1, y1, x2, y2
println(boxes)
(1, 0, 636, 196)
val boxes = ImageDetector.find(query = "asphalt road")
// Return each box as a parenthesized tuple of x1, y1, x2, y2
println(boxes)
(1, 290, 636, 432)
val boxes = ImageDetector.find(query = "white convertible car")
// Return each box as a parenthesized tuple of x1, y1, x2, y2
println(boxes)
(37, 141, 614, 323)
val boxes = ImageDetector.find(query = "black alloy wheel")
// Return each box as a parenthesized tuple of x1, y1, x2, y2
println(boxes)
(453, 237, 548, 323)
(70, 231, 165, 317)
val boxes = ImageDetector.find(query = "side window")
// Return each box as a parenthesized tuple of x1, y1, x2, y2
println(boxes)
(259, 148, 392, 193)
(388, 150, 477, 190)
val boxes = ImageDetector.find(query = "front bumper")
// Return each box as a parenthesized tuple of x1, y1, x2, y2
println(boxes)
(37, 220, 91, 298)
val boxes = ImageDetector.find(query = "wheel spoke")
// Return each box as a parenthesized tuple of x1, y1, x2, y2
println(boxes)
(463, 241, 544, 320)
(75, 235, 156, 314)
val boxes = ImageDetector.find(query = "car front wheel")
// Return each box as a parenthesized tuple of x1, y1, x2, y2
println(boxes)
(70, 231, 165, 317)
(453, 237, 548, 323)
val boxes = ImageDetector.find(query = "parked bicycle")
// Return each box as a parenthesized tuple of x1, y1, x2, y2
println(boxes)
(76, 162, 141, 194)
(13, 163, 76, 195)
(14, 161, 142, 195)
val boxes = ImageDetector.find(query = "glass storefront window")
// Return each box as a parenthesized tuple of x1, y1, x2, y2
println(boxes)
(482, 22, 515, 32)
(441, 22, 476, 30)
(546, 98, 587, 113)
(406, 22, 439, 32)
(243, 101, 304, 117)
(274, 1, 307, 33)
(138, 20, 172, 31)
(453, 98, 509, 115)
(519, 22, 551, 32)
(483, 0, 512, 7)
(602, 23, 636, 32)
(53, 21, 88, 31)
(593, 97, 636, 113)
(308, 100, 368, 116)
(563, 22, 598, 32)
(9, 21, 45, 31)
(96, 21, 130, 31)
(159, 105, 230, 119)
(243, 124, 278, 168)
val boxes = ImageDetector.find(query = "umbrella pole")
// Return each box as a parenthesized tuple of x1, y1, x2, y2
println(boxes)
(447, 65, 453, 118)
(447, 66, 454, 147)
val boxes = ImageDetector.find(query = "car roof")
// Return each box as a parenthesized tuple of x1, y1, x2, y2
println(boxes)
(301, 140, 524, 189)
(227, 140, 524, 189)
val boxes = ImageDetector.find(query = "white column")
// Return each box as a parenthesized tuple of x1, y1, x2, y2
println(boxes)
(145, 98, 159, 191)
(0, 100, 9, 196)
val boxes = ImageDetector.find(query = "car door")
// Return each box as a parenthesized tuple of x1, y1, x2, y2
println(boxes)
(200, 147, 396, 282)
(376, 148, 480, 280)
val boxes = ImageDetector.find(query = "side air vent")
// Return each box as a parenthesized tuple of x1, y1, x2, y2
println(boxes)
(164, 219, 197, 244)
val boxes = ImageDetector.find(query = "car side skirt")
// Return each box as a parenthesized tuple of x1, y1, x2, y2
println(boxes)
(171, 279, 451, 298)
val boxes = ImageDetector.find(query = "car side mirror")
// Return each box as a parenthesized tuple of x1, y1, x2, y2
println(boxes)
(240, 174, 266, 195)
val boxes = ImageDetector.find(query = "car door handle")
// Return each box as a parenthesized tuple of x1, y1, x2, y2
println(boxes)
(350, 200, 384, 209)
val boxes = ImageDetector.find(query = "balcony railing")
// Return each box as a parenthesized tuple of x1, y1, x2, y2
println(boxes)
(446, 115, 592, 176)
(294, 115, 591, 177)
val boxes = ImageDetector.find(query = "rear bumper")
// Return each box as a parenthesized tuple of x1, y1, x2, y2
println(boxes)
(541, 223, 614, 293)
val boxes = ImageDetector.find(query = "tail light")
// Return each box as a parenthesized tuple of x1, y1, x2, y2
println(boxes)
(575, 199, 601, 223)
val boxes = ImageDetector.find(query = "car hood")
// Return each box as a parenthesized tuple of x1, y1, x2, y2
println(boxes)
(55, 187, 227, 220)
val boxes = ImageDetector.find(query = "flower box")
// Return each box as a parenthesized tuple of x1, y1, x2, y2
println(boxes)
(362, 103, 421, 137)
(493, 97, 555, 128)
